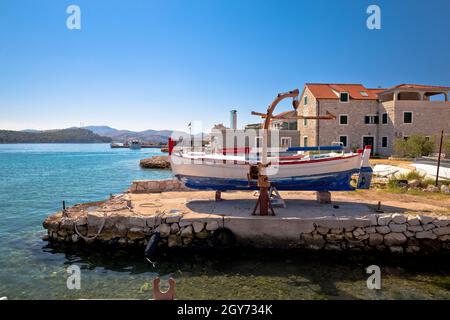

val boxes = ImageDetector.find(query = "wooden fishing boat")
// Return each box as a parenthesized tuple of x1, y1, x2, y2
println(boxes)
(170, 146, 372, 191)
(169, 88, 373, 215)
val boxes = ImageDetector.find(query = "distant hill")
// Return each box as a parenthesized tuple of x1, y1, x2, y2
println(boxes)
(0, 128, 112, 143)
(83, 126, 172, 144)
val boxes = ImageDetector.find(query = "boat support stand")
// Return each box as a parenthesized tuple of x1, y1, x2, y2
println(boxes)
(252, 174, 275, 216)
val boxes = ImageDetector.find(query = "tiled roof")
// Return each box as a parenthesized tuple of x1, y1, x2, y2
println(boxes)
(386, 84, 450, 91)
(273, 110, 297, 118)
(305, 83, 382, 100)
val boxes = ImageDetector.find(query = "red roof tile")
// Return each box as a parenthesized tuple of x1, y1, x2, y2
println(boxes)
(305, 83, 382, 100)
(387, 83, 450, 91)
(273, 110, 297, 118)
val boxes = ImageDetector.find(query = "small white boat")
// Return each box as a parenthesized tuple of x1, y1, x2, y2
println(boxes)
(129, 140, 141, 150)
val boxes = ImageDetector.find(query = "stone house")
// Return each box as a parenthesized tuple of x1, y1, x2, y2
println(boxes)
(298, 83, 450, 156)
(243, 110, 300, 148)
(267, 110, 299, 148)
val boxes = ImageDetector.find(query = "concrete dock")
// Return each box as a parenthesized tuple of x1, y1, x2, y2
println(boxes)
(43, 179, 450, 254)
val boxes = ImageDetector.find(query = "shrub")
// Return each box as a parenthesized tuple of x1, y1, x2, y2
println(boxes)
(396, 170, 425, 181)
(422, 178, 436, 187)
(394, 135, 435, 158)
(387, 179, 400, 189)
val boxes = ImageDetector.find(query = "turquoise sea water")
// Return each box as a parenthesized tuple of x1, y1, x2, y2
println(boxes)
(0, 144, 449, 300)
(0, 144, 172, 299)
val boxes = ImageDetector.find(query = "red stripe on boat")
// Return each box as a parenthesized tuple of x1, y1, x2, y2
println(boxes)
(175, 154, 359, 166)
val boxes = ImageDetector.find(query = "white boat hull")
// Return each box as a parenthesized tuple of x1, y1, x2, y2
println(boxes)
(170, 150, 372, 191)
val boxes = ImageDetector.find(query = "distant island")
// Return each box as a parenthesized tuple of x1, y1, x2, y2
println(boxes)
(83, 126, 172, 144)
(0, 128, 112, 143)
(0, 126, 175, 144)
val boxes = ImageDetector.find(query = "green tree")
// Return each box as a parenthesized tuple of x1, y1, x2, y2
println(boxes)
(394, 134, 435, 158)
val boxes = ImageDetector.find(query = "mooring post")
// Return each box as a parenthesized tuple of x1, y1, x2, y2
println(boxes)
(316, 191, 331, 204)
(376, 201, 384, 213)
(215, 190, 222, 201)
(153, 277, 175, 300)
(62, 200, 67, 216)
(436, 130, 444, 187)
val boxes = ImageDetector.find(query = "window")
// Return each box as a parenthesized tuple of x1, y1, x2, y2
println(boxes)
(288, 122, 297, 130)
(281, 137, 291, 148)
(303, 118, 308, 127)
(340, 92, 349, 102)
(364, 115, 379, 124)
(304, 96, 308, 105)
(360, 91, 368, 97)
(303, 136, 308, 147)
(339, 115, 348, 125)
(382, 136, 388, 148)
(403, 112, 413, 124)
(403, 136, 409, 141)
(382, 113, 388, 124)
(339, 136, 348, 147)
(425, 136, 431, 141)
(255, 136, 263, 148)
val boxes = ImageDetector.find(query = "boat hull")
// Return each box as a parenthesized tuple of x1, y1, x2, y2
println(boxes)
(171, 152, 371, 191)
(176, 169, 359, 191)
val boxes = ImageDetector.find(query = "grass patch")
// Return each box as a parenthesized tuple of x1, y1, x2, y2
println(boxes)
(379, 187, 450, 200)
(422, 178, 436, 186)
(395, 170, 425, 181)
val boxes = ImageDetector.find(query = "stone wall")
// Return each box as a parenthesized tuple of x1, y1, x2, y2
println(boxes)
(297, 213, 450, 254)
(43, 210, 221, 248)
(130, 179, 187, 193)
(43, 209, 450, 254)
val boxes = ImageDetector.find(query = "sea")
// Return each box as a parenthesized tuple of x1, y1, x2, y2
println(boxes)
(0, 143, 449, 299)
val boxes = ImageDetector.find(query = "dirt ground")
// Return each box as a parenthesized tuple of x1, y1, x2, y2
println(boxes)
(127, 189, 450, 219)
(369, 158, 415, 169)
(337, 189, 450, 215)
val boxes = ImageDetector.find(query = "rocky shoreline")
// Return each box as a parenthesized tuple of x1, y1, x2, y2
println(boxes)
(42, 180, 450, 255)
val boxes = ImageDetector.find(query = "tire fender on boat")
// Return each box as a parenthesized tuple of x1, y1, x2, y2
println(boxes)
(145, 232, 161, 258)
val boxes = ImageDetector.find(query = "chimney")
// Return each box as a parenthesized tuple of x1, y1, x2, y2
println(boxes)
(230, 110, 237, 130)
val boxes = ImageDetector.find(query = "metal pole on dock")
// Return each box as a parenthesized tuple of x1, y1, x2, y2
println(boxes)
(435, 130, 444, 187)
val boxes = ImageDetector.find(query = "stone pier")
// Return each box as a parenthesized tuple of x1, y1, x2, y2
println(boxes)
(42, 179, 450, 254)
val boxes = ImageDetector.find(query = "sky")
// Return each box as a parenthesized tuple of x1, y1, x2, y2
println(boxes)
(0, 0, 449, 133)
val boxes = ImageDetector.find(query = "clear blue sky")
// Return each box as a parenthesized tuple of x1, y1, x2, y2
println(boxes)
(1, 0, 449, 132)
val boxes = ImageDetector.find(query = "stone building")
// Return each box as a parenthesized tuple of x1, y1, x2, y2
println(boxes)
(298, 83, 450, 156)
(242, 110, 300, 148)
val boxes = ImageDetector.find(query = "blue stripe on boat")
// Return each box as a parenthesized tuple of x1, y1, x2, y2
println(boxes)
(176, 168, 372, 191)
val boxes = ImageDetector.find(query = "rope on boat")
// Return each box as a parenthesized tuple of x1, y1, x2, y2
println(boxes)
(73, 212, 107, 241)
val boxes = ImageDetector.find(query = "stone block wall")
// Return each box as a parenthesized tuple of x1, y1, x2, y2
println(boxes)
(297, 213, 450, 254)
(43, 209, 450, 254)
(43, 210, 222, 248)
(130, 179, 188, 193)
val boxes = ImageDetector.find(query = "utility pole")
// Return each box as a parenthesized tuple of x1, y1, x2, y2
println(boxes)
(188, 122, 192, 151)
